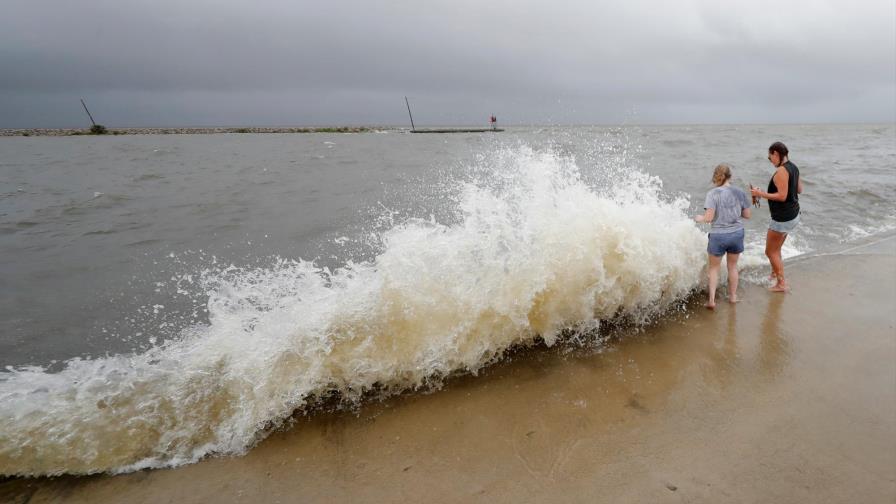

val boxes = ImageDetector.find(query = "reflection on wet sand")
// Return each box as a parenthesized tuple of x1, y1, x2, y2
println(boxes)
(698, 291, 792, 390)
(759, 292, 790, 376)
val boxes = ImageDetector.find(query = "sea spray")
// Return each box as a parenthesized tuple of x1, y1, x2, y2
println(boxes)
(0, 147, 706, 476)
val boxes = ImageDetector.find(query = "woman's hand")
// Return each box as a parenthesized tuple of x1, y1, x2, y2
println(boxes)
(750, 186, 764, 199)
(695, 208, 714, 223)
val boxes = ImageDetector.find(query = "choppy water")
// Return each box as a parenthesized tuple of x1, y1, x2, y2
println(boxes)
(1, 124, 894, 475)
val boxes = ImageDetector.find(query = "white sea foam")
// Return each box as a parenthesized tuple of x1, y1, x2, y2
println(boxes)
(0, 147, 707, 476)
(846, 220, 896, 241)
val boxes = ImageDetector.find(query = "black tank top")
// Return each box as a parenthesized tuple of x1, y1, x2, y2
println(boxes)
(768, 161, 800, 222)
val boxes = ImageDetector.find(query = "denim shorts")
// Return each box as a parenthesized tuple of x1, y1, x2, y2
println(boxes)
(707, 228, 745, 256)
(769, 214, 800, 234)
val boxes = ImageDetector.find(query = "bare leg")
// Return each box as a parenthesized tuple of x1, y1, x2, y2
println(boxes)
(765, 229, 788, 292)
(706, 254, 722, 309)
(726, 252, 740, 302)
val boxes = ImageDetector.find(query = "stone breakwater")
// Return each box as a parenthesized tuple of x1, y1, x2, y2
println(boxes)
(0, 126, 391, 136)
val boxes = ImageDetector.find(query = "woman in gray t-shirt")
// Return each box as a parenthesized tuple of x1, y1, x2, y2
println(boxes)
(694, 164, 752, 309)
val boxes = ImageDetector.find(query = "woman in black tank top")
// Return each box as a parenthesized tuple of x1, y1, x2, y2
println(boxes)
(751, 142, 803, 293)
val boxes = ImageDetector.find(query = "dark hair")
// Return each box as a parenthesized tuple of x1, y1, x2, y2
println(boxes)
(768, 141, 789, 159)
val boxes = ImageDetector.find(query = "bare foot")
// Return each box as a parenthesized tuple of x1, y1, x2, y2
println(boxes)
(769, 283, 788, 293)
(704, 302, 716, 310)
(728, 296, 739, 304)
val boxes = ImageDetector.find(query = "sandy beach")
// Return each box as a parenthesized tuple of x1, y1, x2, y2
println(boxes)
(2, 234, 894, 503)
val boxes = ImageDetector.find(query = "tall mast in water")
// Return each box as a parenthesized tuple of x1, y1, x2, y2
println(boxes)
(80, 98, 97, 126)
(404, 96, 416, 132)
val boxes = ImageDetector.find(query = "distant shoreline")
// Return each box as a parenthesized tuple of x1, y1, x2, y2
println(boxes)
(3, 123, 891, 137)
(0, 126, 394, 137)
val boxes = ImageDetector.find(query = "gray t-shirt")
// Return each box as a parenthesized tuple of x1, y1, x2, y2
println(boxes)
(704, 185, 750, 234)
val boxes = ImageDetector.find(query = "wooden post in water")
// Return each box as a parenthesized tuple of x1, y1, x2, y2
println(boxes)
(80, 98, 97, 126)
(404, 96, 416, 132)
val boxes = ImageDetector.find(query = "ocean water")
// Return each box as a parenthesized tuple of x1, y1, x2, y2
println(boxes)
(1, 124, 894, 475)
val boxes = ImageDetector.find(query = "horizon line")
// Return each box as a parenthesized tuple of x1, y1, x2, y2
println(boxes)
(2, 120, 894, 131)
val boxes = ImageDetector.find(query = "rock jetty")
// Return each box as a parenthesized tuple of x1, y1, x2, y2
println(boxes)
(1, 126, 388, 137)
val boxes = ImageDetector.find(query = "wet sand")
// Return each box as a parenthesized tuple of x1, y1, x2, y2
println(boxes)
(3, 235, 894, 503)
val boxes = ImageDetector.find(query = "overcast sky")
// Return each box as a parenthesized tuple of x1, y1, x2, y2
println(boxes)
(1, 0, 894, 127)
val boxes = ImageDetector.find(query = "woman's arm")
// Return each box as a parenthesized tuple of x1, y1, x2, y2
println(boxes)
(741, 207, 751, 219)
(750, 168, 789, 201)
(797, 177, 803, 194)
(695, 208, 715, 223)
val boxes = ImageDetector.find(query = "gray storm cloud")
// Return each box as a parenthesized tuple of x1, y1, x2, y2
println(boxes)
(1, 0, 894, 127)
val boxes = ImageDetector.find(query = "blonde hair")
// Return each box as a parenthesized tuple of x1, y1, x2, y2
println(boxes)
(712, 164, 732, 186)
